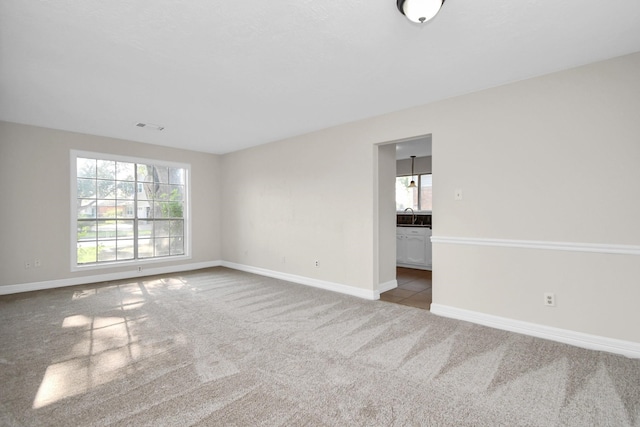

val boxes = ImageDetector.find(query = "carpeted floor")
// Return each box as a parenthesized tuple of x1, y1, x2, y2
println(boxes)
(1, 267, 639, 426)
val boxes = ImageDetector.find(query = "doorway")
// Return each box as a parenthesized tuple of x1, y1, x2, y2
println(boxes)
(376, 135, 432, 310)
(381, 267, 432, 309)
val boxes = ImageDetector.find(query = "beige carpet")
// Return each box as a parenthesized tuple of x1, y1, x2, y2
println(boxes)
(1, 267, 639, 426)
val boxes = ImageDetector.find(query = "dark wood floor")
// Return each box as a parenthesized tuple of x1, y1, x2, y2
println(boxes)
(380, 267, 432, 310)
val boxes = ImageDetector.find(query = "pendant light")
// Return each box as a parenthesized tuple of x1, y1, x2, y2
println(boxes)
(397, 0, 446, 24)
(408, 155, 417, 188)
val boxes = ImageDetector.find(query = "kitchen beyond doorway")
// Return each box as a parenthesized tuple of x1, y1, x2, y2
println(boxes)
(380, 267, 432, 310)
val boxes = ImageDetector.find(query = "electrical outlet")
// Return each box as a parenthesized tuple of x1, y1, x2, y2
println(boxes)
(544, 292, 556, 307)
(454, 188, 463, 201)
(314, 260, 319, 267)
(34, 258, 42, 268)
(25, 261, 32, 269)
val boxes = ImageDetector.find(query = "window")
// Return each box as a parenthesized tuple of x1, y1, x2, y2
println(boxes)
(72, 151, 189, 268)
(396, 174, 432, 211)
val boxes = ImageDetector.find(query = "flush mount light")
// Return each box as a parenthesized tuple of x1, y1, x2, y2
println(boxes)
(397, 0, 446, 24)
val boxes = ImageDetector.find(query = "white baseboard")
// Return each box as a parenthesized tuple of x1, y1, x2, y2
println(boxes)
(8, 263, 637, 358)
(397, 263, 432, 271)
(430, 303, 640, 359)
(2, 260, 383, 301)
(221, 261, 378, 300)
(377, 279, 398, 295)
(0, 261, 223, 295)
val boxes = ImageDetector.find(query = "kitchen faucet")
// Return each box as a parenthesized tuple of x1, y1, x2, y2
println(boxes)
(403, 207, 416, 224)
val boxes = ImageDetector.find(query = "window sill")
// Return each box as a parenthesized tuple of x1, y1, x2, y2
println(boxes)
(71, 254, 191, 272)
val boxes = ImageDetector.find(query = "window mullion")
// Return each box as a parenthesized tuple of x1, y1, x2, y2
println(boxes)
(133, 164, 139, 260)
(417, 175, 422, 210)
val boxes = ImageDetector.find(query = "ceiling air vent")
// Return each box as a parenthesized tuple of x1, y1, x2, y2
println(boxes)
(135, 122, 164, 131)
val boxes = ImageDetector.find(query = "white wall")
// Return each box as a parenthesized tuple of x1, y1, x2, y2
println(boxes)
(221, 128, 376, 290)
(376, 143, 396, 288)
(429, 52, 640, 343)
(0, 122, 222, 288)
(221, 52, 640, 343)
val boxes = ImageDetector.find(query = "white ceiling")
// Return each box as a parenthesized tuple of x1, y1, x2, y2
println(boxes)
(1, 0, 640, 155)
(395, 135, 431, 160)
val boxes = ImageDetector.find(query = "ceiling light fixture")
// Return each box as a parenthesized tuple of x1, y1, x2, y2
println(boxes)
(408, 155, 417, 188)
(397, 0, 446, 24)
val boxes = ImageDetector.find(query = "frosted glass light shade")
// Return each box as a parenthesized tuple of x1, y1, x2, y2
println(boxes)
(398, 0, 444, 24)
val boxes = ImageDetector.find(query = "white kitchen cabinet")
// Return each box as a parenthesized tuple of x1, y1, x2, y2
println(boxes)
(397, 227, 432, 270)
(424, 229, 432, 269)
(396, 232, 407, 264)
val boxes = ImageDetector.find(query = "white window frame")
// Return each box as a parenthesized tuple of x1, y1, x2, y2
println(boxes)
(70, 150, 191, 271)
(396, 173, 433, 212)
